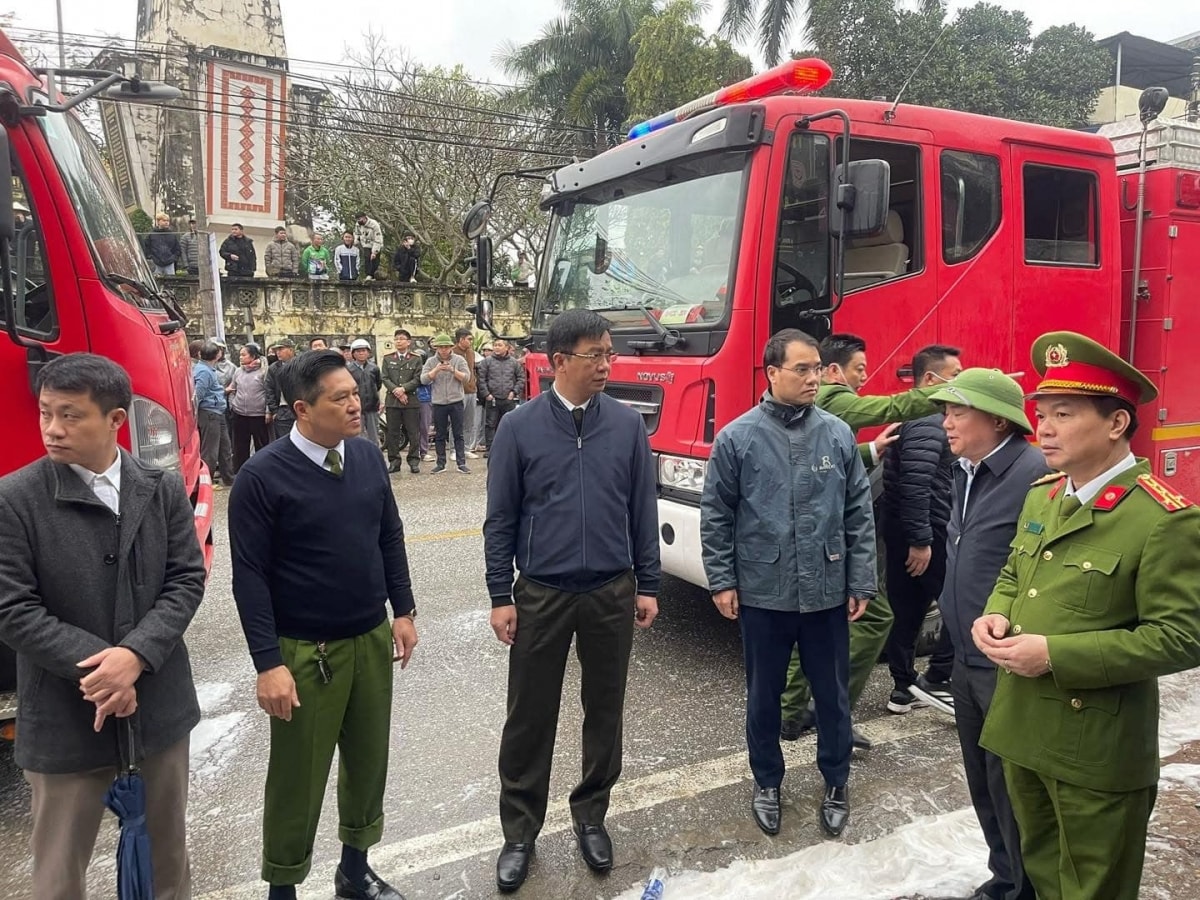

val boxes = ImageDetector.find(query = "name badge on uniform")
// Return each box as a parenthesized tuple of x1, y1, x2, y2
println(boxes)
(1023, 521, 1044, 535)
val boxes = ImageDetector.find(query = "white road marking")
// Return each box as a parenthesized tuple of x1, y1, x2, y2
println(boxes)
(196, 713, 952, 898)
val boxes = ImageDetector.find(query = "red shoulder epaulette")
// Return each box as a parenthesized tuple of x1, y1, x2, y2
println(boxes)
(1031, 472, 1067, 497)
(1136, 474, 1194, 512)
(1093, 484, 1131, 511)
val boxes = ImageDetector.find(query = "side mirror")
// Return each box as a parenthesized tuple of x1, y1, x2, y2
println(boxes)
(830, 159, 890, 239)
(103, 79, 182, 105)
(473, 299, 494, 332)
(463, 200, 492, 240)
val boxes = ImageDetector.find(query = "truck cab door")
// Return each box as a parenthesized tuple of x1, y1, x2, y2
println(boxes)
(0, 124, 88, 470)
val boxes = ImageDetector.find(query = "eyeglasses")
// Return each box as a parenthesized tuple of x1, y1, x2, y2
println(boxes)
(778, 364, 825, 378)
(564, 350, 619, 363)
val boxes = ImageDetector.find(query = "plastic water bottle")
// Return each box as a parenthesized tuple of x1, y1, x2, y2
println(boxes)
(640, 867, 666, 900)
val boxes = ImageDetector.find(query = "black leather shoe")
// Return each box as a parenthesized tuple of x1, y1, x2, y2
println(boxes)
(334, 864, 405, 900)
(851, 726, 872, 752)
(751, 785, 781, 835)
(780, 706, 816, 741)
(496, 842, 533, 892)
(409, 463, 421, 474)
(819, 784, 849, 837)
(573, 823, 613, 872)
(387, 460, 403, 473)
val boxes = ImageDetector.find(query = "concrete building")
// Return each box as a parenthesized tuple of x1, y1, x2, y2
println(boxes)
(99, 0, 292, 275)
(1091, 31, 1200, 126)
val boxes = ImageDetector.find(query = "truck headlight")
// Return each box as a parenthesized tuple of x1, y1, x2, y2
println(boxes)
(658, 455, 707, 493)
(127, 396, 181, 471)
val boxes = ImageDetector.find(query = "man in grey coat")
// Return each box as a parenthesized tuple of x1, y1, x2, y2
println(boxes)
(701, 329, 875, 840)
(0, 353, 207, 900)
(933, 369, 1048, 900)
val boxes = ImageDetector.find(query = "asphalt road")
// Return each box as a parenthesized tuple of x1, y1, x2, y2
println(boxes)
(0, 461, 1023, 898)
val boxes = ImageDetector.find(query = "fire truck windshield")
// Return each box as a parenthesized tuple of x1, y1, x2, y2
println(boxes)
(38, 108, 164, 310)
(533, 150, 749, 334)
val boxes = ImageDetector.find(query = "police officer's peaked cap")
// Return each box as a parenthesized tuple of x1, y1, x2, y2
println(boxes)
(1029, 331, 1157, 406)
(929, 368, 1033, 435)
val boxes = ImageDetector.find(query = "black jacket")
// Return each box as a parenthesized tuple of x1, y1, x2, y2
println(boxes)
(393, 245, 420, 280)
(143, 228, 181, 267)
(219, 234, 257, 276)
(483, 390, 660, 603)
(263, 358, 299, 420)
(879, 412, 953, 546)
(941, 437, 1051, 668)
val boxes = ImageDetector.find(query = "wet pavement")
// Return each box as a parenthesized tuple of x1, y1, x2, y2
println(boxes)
(0, 462, 1198, 899)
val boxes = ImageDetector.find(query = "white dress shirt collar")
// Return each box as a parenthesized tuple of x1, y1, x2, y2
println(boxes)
(290, 424, 346, 473)
(1065, 452, 1138, 505)
(551, 384, 591, 413)
(69, 451, 122, 515)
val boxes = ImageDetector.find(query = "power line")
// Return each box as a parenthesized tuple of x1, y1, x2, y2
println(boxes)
(6, 25, 614, 138)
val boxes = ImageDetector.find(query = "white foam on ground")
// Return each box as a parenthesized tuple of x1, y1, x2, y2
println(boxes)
(613, 667, 1200, 899)
(612, 808, 988, 900)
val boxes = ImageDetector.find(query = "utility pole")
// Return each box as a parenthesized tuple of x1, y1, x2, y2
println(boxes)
(54, 0, 65, 68)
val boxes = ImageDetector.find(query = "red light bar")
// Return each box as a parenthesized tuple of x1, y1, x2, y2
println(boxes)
(627, 57, 833, 141)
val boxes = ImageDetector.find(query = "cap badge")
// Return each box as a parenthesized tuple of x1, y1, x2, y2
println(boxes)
(1045, 343, 1070, 368)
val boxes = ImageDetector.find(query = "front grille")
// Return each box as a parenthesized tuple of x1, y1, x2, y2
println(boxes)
(538, 378, 663, 433)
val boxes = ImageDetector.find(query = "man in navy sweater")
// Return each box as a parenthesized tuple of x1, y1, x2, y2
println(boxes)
(484, 309, 661, 893)
(229, 350, 419, 900)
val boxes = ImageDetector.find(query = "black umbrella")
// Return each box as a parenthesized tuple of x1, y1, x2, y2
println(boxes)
(104, 719, 155, 900)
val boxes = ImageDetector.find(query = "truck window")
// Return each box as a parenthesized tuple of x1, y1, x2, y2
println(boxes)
(1023, 165, 1099, 266)
(1, 172, 57, 339)
(942, 151, 1001, 264)
(772, 132, 831, 331)
(836, 137, 923, 292)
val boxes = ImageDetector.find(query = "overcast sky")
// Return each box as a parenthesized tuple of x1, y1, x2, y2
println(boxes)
(4, 0, 1195, 85)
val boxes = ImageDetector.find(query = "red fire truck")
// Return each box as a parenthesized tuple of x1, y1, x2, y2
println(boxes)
(0, 32, 214, 733)
(473, 60, 1200, 591)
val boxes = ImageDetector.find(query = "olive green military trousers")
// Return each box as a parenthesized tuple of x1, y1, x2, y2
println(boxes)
(1003, 760, 1155, 900)
(261, 620, 394, 885)
(781, 589, 893, 719)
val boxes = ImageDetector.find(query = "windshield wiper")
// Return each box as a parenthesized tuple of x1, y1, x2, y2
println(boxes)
(105, 272, 188, 332)
(594, 303, 686, 351)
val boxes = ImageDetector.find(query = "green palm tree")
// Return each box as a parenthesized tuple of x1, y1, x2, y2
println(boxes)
(497, 0, 656, 153)
(721, 0, 945, 68)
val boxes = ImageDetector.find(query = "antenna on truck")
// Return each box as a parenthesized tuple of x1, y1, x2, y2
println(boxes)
(885, 24, 952, 122)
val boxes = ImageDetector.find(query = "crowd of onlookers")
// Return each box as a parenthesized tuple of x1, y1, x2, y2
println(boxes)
(189, 330, 528, 486)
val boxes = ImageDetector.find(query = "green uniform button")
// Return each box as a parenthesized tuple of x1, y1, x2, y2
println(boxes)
(1012, 624, 1023, 635)
(1071, 698, 1083, 710)
(1083, 561, 1093, 570)
(1043, 551, 1053, 560)
(1028, 588, 1038, 598)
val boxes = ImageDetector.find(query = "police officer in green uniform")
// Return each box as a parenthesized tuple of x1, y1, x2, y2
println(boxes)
(781, 333, 943, 742)
(974, 331, 1200, 900)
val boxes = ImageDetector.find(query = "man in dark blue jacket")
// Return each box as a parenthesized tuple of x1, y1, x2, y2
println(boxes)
(880, 344, 961, 716)
(484, 309, 660, 893)
(932, 368, 1047, 900)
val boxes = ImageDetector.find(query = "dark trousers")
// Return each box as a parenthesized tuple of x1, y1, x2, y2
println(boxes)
(953, 660, 1035, 900)
(231, 413, 272, 472)
(363, 253, 380, 278)
(197, 408, 234, 486)
(385, 405, 422, 464)
(484, 398, 517, 447)
(884, 528, 952, 689)
(432, 402, 465, 467)
(498, 572, 636, 842)
(740, 604, 851, 790)
(271, 413, 294, 442)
